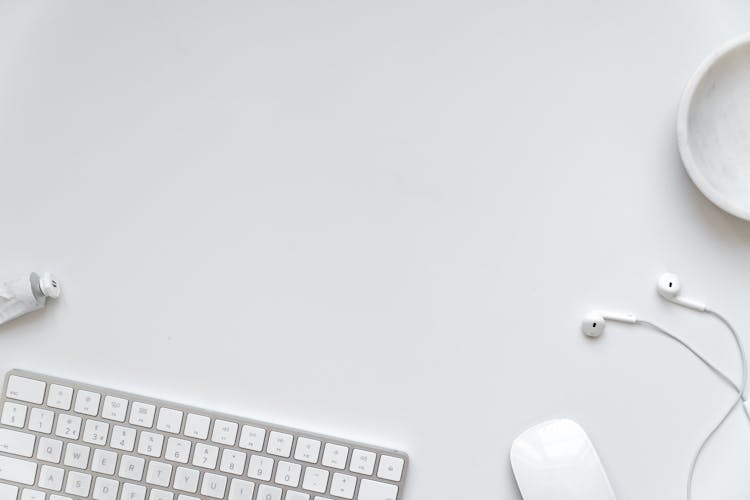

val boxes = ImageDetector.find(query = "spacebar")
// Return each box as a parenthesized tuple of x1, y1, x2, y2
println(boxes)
(0, 455, 37, 485)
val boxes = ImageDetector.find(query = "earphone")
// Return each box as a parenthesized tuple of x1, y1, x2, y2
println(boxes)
(582, 272, 746, 500)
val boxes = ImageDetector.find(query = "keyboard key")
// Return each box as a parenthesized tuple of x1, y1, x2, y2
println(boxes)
(118, 455, 145, 481)
(156, 408, 183, 434)
(64, 471, 91, 497)
(2, 401, 27, 427)
(63, 443, 90, 469)
(129, 402, 155, 428)
(92, 477, 119, 500)
(321, 444, 348, 470)
(174, 467, 199, 493)
(176, 496, 197, 500)
(302, 467, 329, 493)
(137, 431, 164, 457)
(200, 473, 227, 498)
(28, 408, 54, 434)
(101, 396, 128, 422)
(247, 455, 273, 481)
(37, 437, 63, 463)
(146, 461, 172, 487)
(349, 449, 376, 475)
(74, 391, 101, 416)
(275, 461, 301, 487)
(227, 479, 255, 500)
(48, 495, 71, 500)
(329, 473, 356, 499)
(357, 479, 398, 500)
(219, 449, 246, 475)
(121, 483, 146, 500)
(54, 415, 81, 440)
(0, 455, 37, 484)
(211, 419, 238, 446)
(192, 443, 219, 469)
(184, 414, 210, 439)
(0, 484, 18, 500)
(148, 489, 173, 500)
(46, 385, 73, 411)
(256, 485, 281, 500)
(238, 425, 265, 452)
(286, 492, 310, 500)
(38, 465, 64, 491)
(82, 420, 109, 446)
(7, 376, 45, 404)
(0, 428, 36, 457)
(376, 456, 404, 482)
(110, 426, 136, 451)
(20, 488, 44, 500)
(165, 437, 191, 463)
(267, 431, 293, 457)
(91, 449, 117, 475)
(294, 437, 321, 463)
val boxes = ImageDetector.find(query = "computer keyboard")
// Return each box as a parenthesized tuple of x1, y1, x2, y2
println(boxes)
(0, 370, 407, 500)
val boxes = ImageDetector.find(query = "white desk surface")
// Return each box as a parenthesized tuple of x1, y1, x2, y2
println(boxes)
(3, 2, 750, 499)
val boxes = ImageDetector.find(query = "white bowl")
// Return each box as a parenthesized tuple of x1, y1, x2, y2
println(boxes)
(677, 33, 750, 220)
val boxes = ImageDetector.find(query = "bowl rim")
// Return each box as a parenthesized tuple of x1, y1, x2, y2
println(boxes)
(676, 32, 750, 221)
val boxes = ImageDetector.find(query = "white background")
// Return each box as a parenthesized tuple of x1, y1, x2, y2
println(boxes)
(2, 2, 750, 499)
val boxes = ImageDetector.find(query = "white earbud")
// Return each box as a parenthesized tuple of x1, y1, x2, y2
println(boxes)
(656, 272, 706, 312)
(581, 311, 637, 337)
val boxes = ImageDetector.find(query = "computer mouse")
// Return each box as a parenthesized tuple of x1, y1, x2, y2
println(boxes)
(510, 419, 616, 500)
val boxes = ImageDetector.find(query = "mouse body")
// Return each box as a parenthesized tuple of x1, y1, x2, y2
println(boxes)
(510, 419, 616, 500)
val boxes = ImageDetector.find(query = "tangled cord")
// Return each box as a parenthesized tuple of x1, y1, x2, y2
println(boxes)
(635, 309, 746, 500)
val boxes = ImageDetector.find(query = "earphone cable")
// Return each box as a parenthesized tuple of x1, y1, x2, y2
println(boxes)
(636, 310, 747, 500)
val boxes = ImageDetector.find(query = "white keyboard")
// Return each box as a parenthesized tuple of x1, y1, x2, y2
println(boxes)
(0, 370, 407, 500)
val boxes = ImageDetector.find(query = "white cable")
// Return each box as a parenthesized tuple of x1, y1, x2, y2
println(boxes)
(634, 310, 746, 500)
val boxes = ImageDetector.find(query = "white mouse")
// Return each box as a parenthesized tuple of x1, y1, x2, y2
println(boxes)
(510, 419, 616, 500)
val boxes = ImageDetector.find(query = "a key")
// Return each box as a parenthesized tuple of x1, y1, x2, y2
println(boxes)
(6, 376, 45, 404)
(137, 431, 164, 457)
(1, 402, 27, 428)
(256, 485, 281, 500)
(0, 484, 17, 500)
(91, 449, 117, 475)
(165, 437, 191, 463)
(286, 492, 310, 500)
(54, 415, 81, 440)
(274, 461, 301, 487)
(120, 483, 146, 500)
(329, 473, 356, 499)
(145, 461, 172, 487)
(227, 479, 255, 500)
(46, 385, 73, 411)
(101, 396, 128, 422)
(74, 391, 101, 416)
(267, 431, 293, 457)
(200, 472, 227, 498)
(192, 443, 219, 469)
(357, 480, 398, 500)
(148, 489, 173, 500)
(20, 488, 44, 500)
(64, 471, 91, 497)
(118, 455, 145, 481)
(349, 449, 376, 475)
(36, 437, 62, 463)
(0, 455, 38, 484)
(129, 402, 155, 428)
(376, 456, 403, 482)
(28, 408, 54, 434)
(38, 465, 64, 491)
(0, 428, 35, 457)
(63, 443, 90, 469)
(92, 477, 119, 500)
(110, 426, 136, 451)
(211, 420, 238, 445)
(238, 426, 265, 451)
(184, 414, 210, 439)
(302, 467, 329, 493)
(219, 449, 246, 475)
(322, 444, 348, 470)
(156, 408, 182, 434)
(294, 437, 321, 464)
(247, 455, 274, 481)
(82, 420, 110, 446)
(174, 467, 199, 493)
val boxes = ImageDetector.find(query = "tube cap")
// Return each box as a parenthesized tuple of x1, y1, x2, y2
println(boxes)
(39, 273, 61, 299)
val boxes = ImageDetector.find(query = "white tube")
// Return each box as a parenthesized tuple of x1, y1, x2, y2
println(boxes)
(0, 272, 60, 326)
